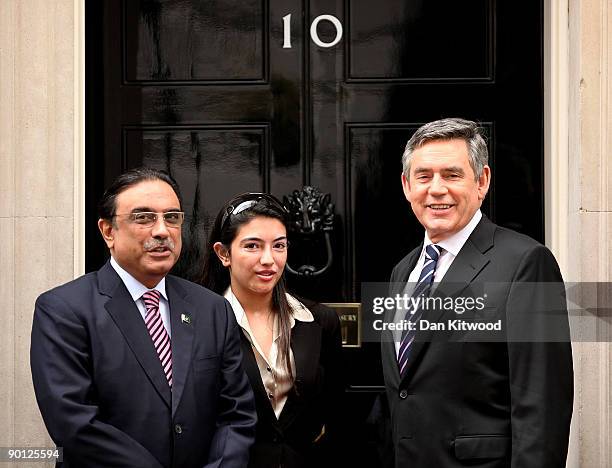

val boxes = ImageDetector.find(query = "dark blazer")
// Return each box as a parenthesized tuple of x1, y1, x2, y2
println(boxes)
(241, 300, 343, 468)
(30, 261, 256, 468)
(382, 216, 573, 468)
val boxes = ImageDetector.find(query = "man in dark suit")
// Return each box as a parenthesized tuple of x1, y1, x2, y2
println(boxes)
(31, 168, 256, 467)
(382, 118, 573, 467)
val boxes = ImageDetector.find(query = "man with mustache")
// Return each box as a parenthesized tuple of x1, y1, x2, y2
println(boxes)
(382, 118, 573, 467)
(31, 168, 256, 467)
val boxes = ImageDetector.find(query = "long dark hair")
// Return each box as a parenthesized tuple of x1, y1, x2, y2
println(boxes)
(198, 193, 295, 382)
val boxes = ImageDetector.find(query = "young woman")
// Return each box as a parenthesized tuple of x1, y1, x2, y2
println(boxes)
(198, 192, 343, 468)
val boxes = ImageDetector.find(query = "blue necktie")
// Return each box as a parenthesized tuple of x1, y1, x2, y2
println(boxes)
(397, 244, 442, 377)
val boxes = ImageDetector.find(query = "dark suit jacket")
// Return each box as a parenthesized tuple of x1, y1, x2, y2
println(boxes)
(241, 301, 343, 468)
(30, 261, 256, 468)
(382, 216, 573, 468)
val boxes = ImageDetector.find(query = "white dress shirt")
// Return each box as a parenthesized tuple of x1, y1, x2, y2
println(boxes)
(110, 256, 171, 337)
(394, 209, 482, 355)
(225, 288, 314, 419)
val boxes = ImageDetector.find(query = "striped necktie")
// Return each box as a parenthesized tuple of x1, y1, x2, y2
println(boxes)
(142, 290, 172, 387)
(397, 244, 442, 377)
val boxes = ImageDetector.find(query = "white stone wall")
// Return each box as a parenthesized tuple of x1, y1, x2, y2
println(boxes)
(0, 1, 82, 466)
(568, 0, 612, 466)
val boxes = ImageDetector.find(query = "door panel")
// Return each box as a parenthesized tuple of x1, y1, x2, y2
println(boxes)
(347, 0, 493, 81)
(124, 0, 267, 82)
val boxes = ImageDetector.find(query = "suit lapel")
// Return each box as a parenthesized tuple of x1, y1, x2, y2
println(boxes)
(239, 333, 278, 424)
(438, 215, 495, 295)
(166, 277, 195, 416)
(434, 240, 490, 299)
(279, 320, 322, 429)
(98, 262, 171, 408)
(399, 216, 495, 383)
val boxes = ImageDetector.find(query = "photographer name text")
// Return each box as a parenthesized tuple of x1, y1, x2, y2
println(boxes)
(372, 318, 502, 331)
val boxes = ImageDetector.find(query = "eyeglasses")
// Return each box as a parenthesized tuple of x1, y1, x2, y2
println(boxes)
(220, 193, 287, 232)
(113, 211, 185, 228)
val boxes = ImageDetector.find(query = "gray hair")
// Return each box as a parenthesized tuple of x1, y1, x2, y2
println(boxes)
(401, 118, 488, 180)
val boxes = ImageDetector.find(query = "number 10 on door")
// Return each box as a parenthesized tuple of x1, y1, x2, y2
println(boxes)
(283, 14, 344, 49)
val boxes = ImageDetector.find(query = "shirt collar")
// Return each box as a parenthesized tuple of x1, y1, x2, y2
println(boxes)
(423, 209, 482, 257)
(110, 256, 167, 302)
(287, 294, 315, 323)
(225, 288, 248, 328)
(224, 288, 314, 334)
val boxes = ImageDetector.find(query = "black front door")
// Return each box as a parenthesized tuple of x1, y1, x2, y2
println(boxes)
(86, 1, 544, 464)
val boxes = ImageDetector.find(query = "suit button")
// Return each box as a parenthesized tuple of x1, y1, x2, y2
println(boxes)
(399, 389, 408, 399)
(174, 424, 182, 434)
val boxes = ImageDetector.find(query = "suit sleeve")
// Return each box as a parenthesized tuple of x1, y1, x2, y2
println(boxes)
(506, 245, 573, 468)
(30, 292, 164, 468)
(204, 299, 256, 468)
